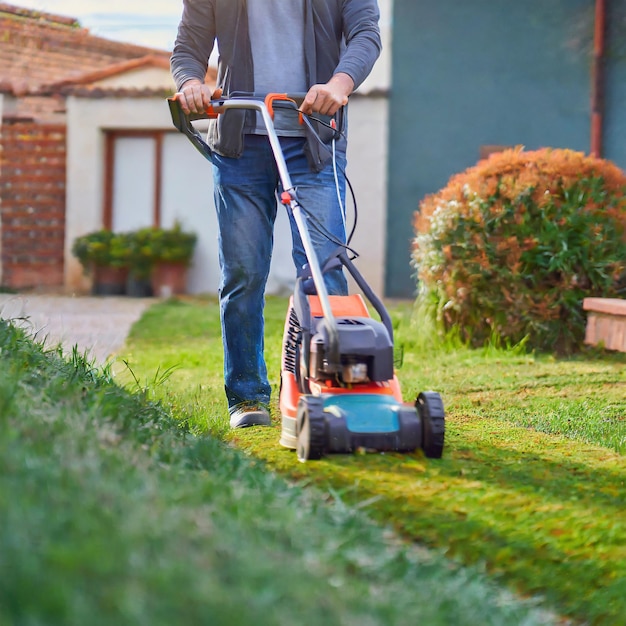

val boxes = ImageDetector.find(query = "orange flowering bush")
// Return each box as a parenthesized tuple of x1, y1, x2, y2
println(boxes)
(413, 147, 626, 353)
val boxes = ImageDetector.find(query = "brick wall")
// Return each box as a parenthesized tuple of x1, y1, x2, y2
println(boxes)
(0, 123, 66, 290)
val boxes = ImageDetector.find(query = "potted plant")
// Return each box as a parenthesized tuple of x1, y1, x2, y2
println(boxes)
(126, 227, 155, 297)
(71, 229, 130, 295)
(148, 222, 197, 297)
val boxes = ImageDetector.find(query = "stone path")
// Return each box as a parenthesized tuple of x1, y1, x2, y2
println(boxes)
(0, 294, 153, 364)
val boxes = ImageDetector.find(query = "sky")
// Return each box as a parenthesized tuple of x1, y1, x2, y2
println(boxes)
(7, 0, 183, 50)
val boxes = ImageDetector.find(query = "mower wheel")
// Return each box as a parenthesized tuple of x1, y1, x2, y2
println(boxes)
(396, 407, 422, 452)
(296, 339, 311, 394)
(416, 391, 445, 459)
(296, 396, 327, 462)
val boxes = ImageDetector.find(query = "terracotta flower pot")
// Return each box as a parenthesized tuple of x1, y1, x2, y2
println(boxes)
(150, 261, 188, 298)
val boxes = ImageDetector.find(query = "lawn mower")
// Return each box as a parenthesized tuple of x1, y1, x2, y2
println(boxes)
(168, 93, 445, 461)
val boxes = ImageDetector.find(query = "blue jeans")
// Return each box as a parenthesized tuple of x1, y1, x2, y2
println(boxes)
(212, 134, 348, 410)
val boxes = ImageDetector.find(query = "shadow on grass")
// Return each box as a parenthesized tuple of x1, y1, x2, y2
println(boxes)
(235, 416, 626, 626)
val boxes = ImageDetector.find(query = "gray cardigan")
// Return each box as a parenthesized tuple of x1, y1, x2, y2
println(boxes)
(171, 0, 382, 159)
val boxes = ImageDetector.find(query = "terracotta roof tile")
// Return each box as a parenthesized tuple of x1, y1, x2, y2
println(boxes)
(0, 3, 78, 26)
(0, 2, 170, 93)
(44, 55, 172, 90)
(62, 86, 176, 99)
(43, 66, 217, 98)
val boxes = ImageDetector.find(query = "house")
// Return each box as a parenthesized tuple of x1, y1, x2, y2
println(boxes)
(15, 1, 619, 301)
(386, 0, 626, 297)
(0, 3, 173, 291)
(0, 2, 392, 296)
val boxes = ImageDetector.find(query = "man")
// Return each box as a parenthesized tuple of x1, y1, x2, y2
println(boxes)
(171, 0, 382, 428)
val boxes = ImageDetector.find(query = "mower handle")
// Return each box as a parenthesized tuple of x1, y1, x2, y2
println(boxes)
(167, 93, 342, 369)
(167, 92, 311, 160)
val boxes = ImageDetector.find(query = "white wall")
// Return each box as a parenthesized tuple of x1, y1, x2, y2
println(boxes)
(65, 94, 388, 296)
(65, 96, 172, 292)
(94, 67, 175, 90)
(359, 0, 391, 94)
(159, 129, 221, 294)
(345, 95, 388, 295)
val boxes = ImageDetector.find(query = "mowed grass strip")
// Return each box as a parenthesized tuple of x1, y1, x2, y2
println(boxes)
(0, 319, 553, 626)
(235, 420, 625, 623)
(119, 297, 626, 625)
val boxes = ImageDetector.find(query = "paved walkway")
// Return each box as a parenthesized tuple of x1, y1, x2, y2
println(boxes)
(0, 294, 153, 364)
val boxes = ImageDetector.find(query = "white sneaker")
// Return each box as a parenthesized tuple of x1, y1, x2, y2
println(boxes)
(229, 403, 271, 429)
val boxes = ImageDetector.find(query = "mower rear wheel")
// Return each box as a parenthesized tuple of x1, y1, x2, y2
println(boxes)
(416, 391, 445, 459)
(296, 396, 327, 462)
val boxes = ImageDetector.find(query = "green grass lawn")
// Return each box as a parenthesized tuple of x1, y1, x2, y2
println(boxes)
(0, 317, 555, 626)
(116, 295, 626, 625)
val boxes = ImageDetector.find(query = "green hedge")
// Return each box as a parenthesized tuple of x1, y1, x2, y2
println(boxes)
(413, 148, 626, 353)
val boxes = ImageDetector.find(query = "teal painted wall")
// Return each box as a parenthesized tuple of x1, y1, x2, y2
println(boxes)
(605, 2, 626, 167)
(385, 0, 613, 297)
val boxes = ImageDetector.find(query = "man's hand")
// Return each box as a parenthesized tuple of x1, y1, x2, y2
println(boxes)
(301, 73, 355, 117)
(177, 79, 216, 115)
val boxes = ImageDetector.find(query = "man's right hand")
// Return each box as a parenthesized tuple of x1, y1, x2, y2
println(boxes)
(178, 79, 216, 115)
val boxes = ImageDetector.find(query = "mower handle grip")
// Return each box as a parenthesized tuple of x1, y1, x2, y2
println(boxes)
(167, 93, 222, 162)
(167, 92, 307, 162)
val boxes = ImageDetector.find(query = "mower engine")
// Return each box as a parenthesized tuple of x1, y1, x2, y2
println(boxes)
(309, 316, 394, 385)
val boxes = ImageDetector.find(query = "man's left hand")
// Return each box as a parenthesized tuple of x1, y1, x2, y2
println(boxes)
(301, 73, 354, 117)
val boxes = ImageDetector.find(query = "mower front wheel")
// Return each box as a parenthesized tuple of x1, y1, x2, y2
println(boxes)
(296, 396, 327, 462)
(416, 391, 445, 459)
